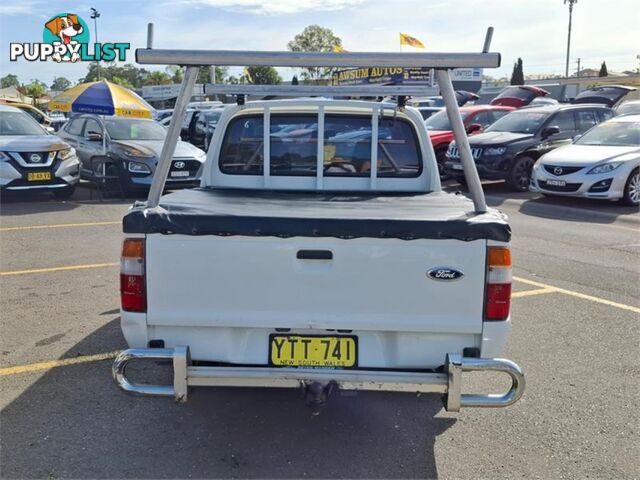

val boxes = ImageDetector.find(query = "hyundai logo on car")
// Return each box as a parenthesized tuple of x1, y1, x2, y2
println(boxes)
(427, 268, 464, 281)
(174, 161, 185, 169)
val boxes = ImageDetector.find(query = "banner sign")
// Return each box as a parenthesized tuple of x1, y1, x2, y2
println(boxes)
(331, 67, 432, 86)
(450, 68, 482, 81)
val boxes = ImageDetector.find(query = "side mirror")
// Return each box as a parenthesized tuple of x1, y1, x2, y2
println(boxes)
(572, 134, 582, 142)
(45, 126, 55, 134)
(86, 132, 103, 142)
(541, 126, 560, 139)
(466, 123, 482, 134)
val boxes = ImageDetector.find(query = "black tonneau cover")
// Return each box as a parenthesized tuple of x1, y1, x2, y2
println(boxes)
(123, 188, 511, 242)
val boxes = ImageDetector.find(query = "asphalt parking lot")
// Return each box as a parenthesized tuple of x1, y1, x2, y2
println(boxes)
(1, 183, 638, 479)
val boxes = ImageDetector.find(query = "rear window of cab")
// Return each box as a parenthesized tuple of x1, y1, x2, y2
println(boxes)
(219, 114, 422, 178)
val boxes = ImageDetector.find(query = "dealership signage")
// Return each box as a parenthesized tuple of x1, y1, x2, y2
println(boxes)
(331, 67, 432, 86)
(331, 67, 481, 86)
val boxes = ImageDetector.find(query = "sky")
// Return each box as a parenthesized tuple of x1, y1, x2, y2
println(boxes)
(1, 0, 638, 87)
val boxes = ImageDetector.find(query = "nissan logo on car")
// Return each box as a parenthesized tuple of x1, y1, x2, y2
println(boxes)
(174, 161, 185, 169)
(553, 167, 563, 175)
(427, 268, 464, 281)
(30, 153, 42, 163)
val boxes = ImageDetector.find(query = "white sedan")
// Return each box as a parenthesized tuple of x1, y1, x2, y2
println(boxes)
(530, 114, 640, 206)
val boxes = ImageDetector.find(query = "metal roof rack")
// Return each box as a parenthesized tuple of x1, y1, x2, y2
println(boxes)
(141, 24, 496, 213)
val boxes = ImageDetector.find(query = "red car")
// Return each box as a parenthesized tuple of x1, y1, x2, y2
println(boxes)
(490, 85, 550, 108)
(424, 105, 515, 178)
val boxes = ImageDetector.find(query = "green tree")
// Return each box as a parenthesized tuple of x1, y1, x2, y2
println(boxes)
(291, 75, 299, 85)
(287, 25, 343, 82)
(245, 66, 282, 85)
(144, 71, 172, 86)
(1, 74, 19, 88)
(196, 66, 229, 84)
(22, 80, 47, 105)
(166, 65, 183, 83)
(110, 76, 134, 88)
(598, 61, 608, 77)
(510, 58, 524, 85)
(50, 77, 71, 91)
(80, 63, 151, 87)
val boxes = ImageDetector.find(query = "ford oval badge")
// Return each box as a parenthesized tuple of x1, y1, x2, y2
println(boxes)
(427, 268, 464, 281)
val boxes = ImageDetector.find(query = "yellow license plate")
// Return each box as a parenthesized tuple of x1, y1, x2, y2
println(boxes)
(269, 335, 357, 368)
(27, 171, 52, 181)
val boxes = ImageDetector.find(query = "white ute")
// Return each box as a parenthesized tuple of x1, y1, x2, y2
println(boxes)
(113, 31, 525, 412)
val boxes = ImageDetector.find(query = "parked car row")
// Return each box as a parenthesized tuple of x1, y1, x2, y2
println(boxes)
(2, 87, 638, 204)
(445, 104, 615, 190)
(0, 104, 206, 198)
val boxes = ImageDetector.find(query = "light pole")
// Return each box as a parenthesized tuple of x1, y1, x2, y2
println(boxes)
(90, 8, 101, 80)
(564, 0, 577, 78)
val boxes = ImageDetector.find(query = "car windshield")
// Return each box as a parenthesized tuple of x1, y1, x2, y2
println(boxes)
(486, 111, 549, 134)
(0, 111, 46, 135)
(424, 110, 470, 131)
(575, 121, 640, 146)
(104, 118, 166, 140)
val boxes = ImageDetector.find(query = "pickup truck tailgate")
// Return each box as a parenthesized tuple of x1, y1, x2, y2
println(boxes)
(146, 235, 486, 334)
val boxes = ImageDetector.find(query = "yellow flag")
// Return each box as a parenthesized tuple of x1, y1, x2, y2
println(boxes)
(399, 32, 425, 49)
(333, 45, 347, 53)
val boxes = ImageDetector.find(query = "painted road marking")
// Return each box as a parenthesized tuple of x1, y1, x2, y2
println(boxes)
(0, 263, 118, 276)
(0, 221, 120, 232)
(0, 351, 119, 376)
(512, 288, 556, 298)
(513, 276, 640, 314)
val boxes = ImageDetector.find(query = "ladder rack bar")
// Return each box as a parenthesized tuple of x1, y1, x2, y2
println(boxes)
(436, 69, 487, 213)
(147, 66, 199, 208)
(204, 84, 437, 97)
(136, 49, 500, 69)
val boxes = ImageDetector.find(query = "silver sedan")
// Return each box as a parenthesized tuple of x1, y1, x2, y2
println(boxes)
(530, 114, 640, 206)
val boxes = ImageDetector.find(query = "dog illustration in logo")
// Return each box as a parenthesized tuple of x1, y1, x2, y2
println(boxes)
(45, 14, 84, 62)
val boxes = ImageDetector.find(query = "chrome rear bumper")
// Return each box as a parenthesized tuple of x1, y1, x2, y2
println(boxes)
(112, 347, 525, 412)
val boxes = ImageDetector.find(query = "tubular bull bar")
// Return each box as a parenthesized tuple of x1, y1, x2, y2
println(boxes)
(112, 347, 525, 411)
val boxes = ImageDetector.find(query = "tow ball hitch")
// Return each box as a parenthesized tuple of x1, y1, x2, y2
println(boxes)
(303, 381, 337, 414)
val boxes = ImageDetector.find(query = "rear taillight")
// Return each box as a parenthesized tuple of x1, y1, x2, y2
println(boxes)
(121, 238, 146, 312)
(485, 246, 512, 321)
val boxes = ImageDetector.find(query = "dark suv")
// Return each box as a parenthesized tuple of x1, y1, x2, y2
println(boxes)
(444, 104, 615, 190)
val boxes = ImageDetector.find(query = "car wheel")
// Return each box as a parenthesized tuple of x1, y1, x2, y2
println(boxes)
(621, 168, 640, 206)
(435, 150, 450, 181)
(507, 156, 535, 192)
(53, 185, 75, 199)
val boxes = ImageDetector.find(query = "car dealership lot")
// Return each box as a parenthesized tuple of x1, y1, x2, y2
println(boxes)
(1, 185, 638, 479)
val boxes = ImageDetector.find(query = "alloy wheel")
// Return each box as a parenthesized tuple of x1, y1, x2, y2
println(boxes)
(628, 171, 640, 204)
(514, 158, 533, 191)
